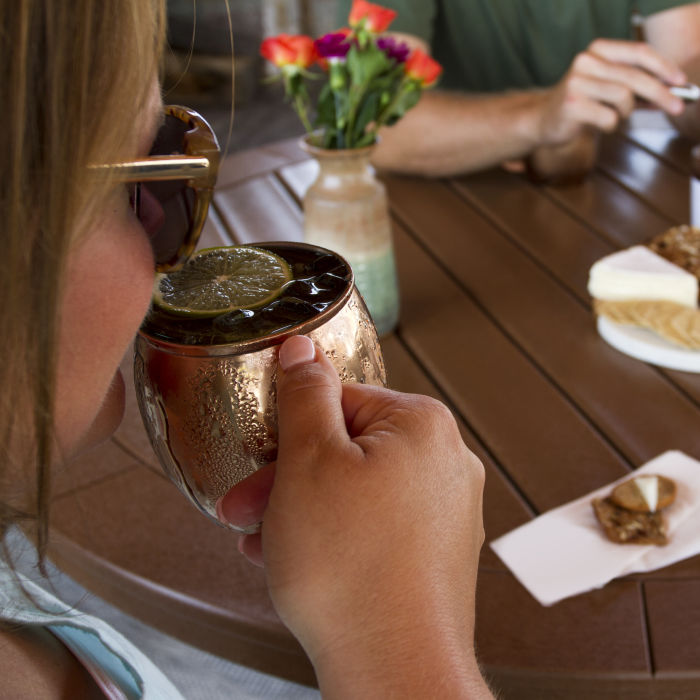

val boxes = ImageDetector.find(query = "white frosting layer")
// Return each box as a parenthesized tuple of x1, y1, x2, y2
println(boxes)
(588, 246, 698, 307)
(635, 476, 659, 512)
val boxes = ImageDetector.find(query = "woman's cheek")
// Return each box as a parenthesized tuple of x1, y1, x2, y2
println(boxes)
(54, 202, 155, 456)
(72, 370, 126, 453)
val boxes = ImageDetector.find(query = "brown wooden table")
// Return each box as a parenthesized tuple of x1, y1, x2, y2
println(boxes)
(49, 114, 700, 699)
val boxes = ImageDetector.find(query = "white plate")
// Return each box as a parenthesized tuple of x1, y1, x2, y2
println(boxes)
(597, 316, 700, 373)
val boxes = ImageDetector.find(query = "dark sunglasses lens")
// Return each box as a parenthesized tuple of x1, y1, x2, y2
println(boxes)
(151, 113, 188, 158)
(139, 181, 196, 266)
(136, 114, 196, 267)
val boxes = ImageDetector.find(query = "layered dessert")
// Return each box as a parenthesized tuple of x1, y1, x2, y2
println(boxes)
(588, 232, 700, 350)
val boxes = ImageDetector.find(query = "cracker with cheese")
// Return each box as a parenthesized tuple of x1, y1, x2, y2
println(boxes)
(592, 475, 677, 546)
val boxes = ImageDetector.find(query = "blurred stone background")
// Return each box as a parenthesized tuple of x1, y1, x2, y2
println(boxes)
(165, 0, 339, 152)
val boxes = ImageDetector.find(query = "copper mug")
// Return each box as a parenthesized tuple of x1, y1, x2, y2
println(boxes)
(133, 242, 387, 533)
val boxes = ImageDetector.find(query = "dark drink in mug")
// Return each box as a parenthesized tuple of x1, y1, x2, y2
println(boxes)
(134, 242, 386, 532)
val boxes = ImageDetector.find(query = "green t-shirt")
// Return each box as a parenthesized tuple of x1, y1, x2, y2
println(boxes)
(335, 0, 696, 91)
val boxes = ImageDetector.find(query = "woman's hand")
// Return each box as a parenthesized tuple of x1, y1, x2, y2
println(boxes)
(218, 335, 491, 697)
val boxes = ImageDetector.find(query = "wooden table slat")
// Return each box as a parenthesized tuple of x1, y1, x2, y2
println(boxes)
(644, 580, 700, 675)
(213, 174, 303, 244)
(394, 223, 633, 511)
(215, 139, 306, 190)
(449, 170, 615, 302)
(622, 113, 694, 174)
(597, 135, 690, 224)
(278, 159, 319, 202)
(476, 572, 649, 675)
(542, 171, 675, 248)
(380, 335, 536, 570)
(388, 178, 700, 465)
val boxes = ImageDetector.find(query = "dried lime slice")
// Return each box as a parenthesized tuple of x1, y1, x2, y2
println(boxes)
(153, 246, 292, 317)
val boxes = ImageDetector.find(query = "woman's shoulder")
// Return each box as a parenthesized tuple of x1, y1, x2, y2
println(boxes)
(0, 624, 105, 700)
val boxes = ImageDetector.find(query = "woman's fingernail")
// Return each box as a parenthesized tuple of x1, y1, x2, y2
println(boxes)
(279, 335, 316, 371)
(215, 496, 228, 524)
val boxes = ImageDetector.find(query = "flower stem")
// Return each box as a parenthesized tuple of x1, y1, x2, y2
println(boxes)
(294, 93, 314, 134)
(375, 78, 407, 128)
(345, 80, 369, 148)
(334, 92, 346, 148)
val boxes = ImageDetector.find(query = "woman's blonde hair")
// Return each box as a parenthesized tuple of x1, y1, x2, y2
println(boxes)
(0, 0, 166, 563)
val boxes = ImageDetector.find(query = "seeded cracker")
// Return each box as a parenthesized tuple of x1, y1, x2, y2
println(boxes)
(592, 497, 668, 545)
(648, 224, 700, 280)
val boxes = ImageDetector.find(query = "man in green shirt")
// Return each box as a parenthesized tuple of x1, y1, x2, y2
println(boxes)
(336, 0, 700, 181)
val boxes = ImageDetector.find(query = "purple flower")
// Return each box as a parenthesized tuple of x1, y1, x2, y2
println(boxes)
(314, 31, 353, 59)
(376, 36, 410, 63)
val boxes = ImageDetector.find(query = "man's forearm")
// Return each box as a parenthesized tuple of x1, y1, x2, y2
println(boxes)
(372, 89, 547, 177)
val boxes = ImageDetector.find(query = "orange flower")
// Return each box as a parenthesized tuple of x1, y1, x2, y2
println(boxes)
(348, 0, 397, 34)
(404, 49, 442, 87)
(260, 34, 318, 69)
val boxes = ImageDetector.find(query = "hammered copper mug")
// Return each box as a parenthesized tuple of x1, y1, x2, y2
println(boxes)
(133, 242, 387, 533)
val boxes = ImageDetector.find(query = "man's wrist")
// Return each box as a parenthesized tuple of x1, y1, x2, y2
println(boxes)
(525, 127, 600, 185)
(511, 88, 551, 152)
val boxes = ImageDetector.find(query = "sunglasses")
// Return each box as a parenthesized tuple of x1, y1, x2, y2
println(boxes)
(90, 105, 220, 272)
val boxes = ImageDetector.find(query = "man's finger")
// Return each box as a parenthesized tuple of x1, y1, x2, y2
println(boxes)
(572, 53, 684, 114)
(588, 38, 686, 84)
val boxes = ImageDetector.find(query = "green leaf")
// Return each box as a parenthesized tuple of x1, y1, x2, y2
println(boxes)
(346, 44, 392, 87)
(314, 84, 336, 128)
(394, 89, 421, 115)
(351, 89, 380, 145)
(354, 131, 377, 148)
(376, 85, 422, 129)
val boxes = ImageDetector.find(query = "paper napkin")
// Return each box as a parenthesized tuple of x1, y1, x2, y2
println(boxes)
(490, 450, 700, 606)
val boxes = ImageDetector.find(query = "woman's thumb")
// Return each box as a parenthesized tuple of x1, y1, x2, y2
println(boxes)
(275, 335, 347, 462)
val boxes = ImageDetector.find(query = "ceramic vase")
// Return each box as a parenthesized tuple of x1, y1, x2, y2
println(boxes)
(300, 137, 399, 336)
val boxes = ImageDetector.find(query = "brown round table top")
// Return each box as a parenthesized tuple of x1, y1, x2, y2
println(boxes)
(50, 121, 700, 698)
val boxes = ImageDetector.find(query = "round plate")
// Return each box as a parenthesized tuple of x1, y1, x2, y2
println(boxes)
(597, 316, 700, 373)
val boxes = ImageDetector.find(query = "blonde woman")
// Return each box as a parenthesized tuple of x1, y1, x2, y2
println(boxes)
(1, 2, 491, 698)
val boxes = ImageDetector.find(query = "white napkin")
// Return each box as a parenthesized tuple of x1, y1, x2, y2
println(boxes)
(490, 450, 700, 606)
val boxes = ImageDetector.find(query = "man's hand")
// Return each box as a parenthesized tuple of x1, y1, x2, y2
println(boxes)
(537, 38, 686, 147)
